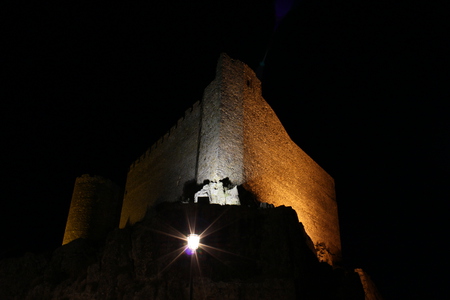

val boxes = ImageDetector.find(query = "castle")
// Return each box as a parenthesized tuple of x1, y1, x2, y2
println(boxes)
(63, 53, 341, 265)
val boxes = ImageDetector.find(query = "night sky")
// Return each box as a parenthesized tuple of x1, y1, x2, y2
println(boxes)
(2, 1, 448, 299)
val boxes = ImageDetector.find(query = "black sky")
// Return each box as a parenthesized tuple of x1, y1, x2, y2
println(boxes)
(2, 1, 449, 299)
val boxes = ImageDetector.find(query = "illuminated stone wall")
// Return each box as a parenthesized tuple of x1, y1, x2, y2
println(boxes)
(355, 268, 384, 300)
(119, 102, 201, 228)
(118, 53, 340, 262)
(63, 174, 122, 245)
(197, 54, 341, 262)
(197, 55, 245, 184)
(239, 62, 341, 263)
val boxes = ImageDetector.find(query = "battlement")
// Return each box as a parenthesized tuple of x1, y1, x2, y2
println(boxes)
(64, 54, 341, 264)
(119, 53, 341, 263)
(129, 100, 201, 170)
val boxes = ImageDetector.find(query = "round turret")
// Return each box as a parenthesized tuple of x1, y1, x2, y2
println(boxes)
(62, 174, 122, 245)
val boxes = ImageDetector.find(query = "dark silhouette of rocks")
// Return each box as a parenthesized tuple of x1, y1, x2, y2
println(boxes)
(0, 203, 364, 299)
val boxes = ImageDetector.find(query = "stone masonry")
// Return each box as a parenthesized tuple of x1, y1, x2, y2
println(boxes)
(64, 53, 341, 264)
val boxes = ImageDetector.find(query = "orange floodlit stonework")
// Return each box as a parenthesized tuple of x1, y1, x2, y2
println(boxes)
(62, 175, 122, 245)
(63, 53, 341, 264)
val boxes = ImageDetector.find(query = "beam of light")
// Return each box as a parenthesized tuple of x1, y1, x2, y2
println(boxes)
(199, 243, 255, 278)
(186, 206, 198, 235)
(187, 234, 200, 251)
(200, 243, 247, 258)
(157, 246, 188, 275)
(188, 215, 255, 267)
(151, 227, 187, 241)
(193, 251, 202, 275)
(149, 223, 200, 274)
(149, 206, 253, 278)
(196, 207, 237, 239)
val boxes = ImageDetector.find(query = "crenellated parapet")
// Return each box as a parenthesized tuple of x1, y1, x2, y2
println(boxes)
(119, 53, 341, 263)
(120, 99, 203, 227)
(129, 101, 201, 171)
(64, 54, 341, 265)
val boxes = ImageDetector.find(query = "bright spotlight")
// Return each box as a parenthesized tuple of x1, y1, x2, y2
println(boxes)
(187, 234, 200, 251)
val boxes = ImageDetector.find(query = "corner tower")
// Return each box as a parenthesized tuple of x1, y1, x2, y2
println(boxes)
(197, 54, 341, 262)
(119, 53, 341, 263)
(196, 54, 247, 184)
(63, 175, 122, 245)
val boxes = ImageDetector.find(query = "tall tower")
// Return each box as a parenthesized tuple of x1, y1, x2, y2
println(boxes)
(62, 174, 122, 245)
(119, 53, 341, 264)
(197, 54, 341, 263)
(196, 54, 246, 184)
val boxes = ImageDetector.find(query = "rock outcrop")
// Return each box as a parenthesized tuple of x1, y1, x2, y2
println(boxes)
(0, 203, 363, 299)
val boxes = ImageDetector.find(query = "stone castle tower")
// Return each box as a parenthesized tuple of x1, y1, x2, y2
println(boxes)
(63, 53, 341, 264)
(62, 175, 122, 246)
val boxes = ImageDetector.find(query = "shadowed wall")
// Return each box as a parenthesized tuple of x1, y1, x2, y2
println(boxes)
(119, 102, 201, 228)
(62, 175, 122, 245)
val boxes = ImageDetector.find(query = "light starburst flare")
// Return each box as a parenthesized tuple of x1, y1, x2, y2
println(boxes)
(187, 233, 200, 251)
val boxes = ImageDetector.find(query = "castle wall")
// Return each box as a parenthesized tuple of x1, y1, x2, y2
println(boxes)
(119, 102, 201, 228)
(199, 54, 340, 262)
(197, 55, 245, 184)
(117, 53, 341, 263)
(63, 174, 122, 245)
(355, 268, 384, 300)
(238, 60, 341, 262)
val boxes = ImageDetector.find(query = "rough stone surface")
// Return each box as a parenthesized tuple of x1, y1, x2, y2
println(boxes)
(66, 53, 340, 264)
(120, 101, 202, 228)
(1, 204, 364, 300)
(197, 54, 245, 183)
(226, 55, 341, 263)
(194, 180, 240, 205)
(355, 268, 385, 300)
(119, 54, 340, 263)
(62, 174, 122, 245)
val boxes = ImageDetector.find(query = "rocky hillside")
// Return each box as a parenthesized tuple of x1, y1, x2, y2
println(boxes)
(0, 203, 364, 299)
